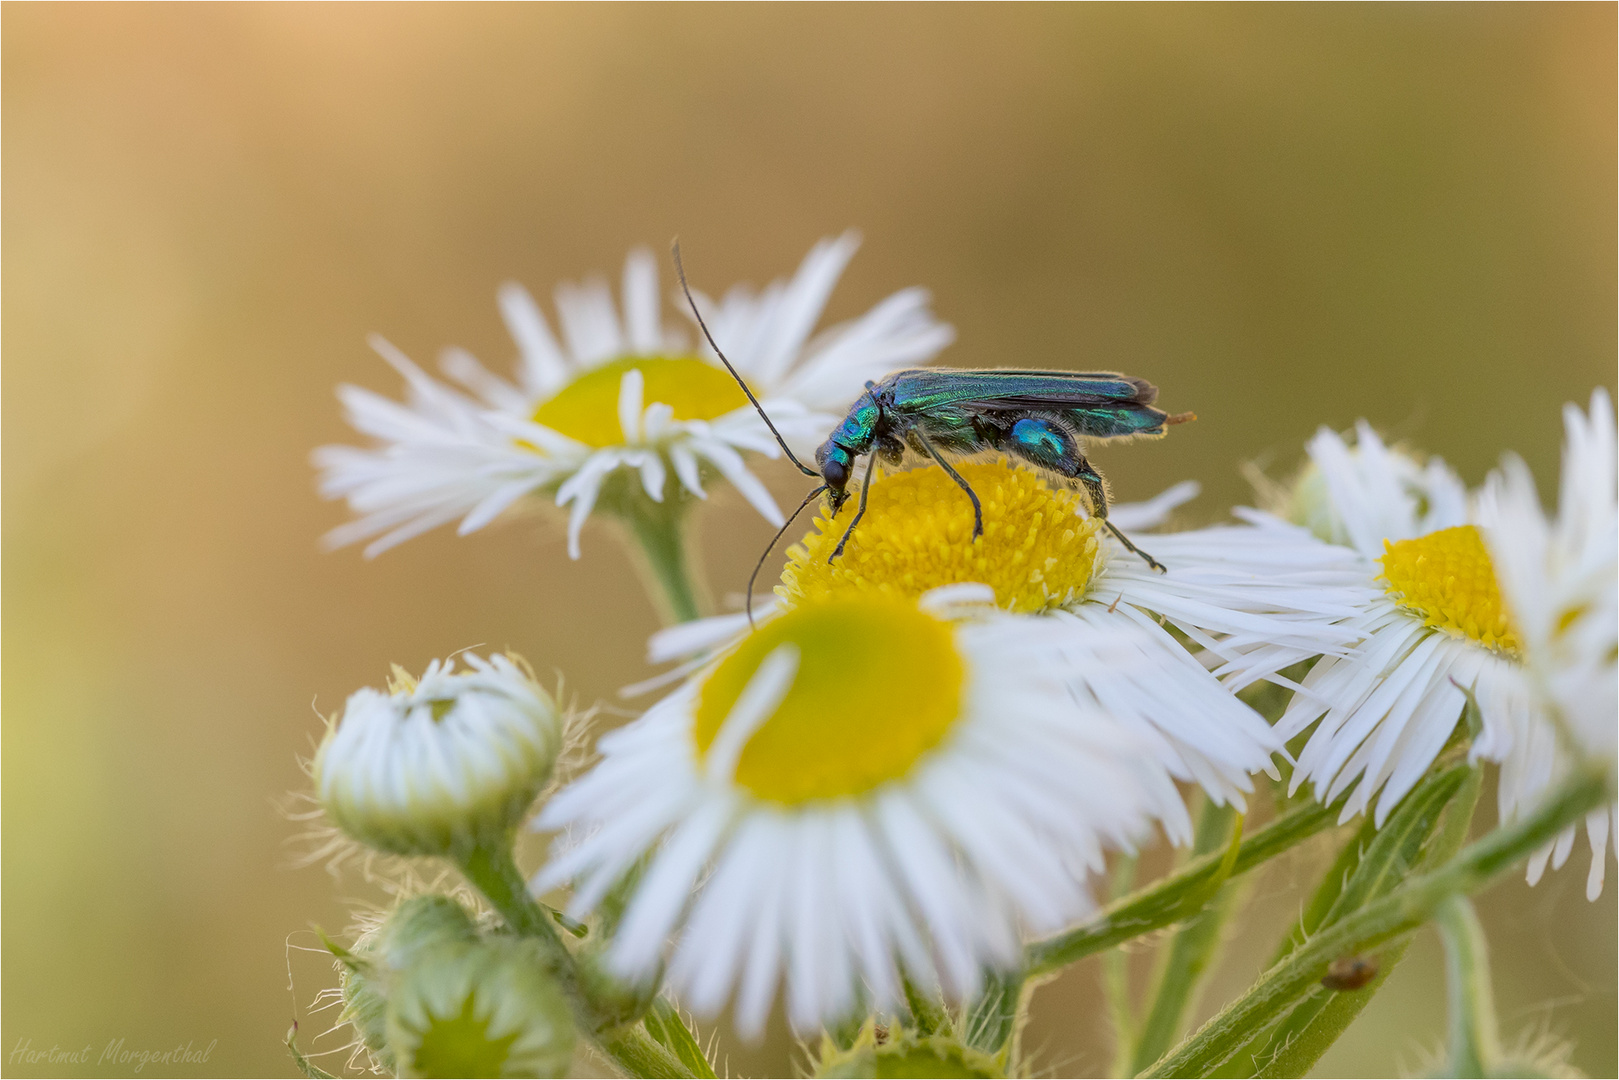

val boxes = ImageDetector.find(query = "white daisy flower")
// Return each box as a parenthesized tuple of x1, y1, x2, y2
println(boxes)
(649, 461, 1367, 808)
(314, 654, 562, 858)
(535, 588, 1195, 1036)
(1479, 389, 1616, 900)
(534, 461, 1366, 1034)
(1269, 423, 1541, 831)
(313, 234, 954, 559)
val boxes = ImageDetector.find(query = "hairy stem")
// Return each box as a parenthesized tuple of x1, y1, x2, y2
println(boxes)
(1437, 895, 1502, 1078)
(1025, 799, 1337, 977)
(458, 840, 556, 939)
(596, 1026, 698, 1080)
(1130, 803, 1240, 1074)
(963, 801, 1331, 1064)
(1104, 853, 1139, 1078)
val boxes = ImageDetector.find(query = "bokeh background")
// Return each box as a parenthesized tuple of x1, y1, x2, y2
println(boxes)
(4, 5, 1614, 1077)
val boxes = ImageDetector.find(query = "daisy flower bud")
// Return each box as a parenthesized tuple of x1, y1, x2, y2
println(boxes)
(314, 654, 561, 858)
(335, 895, 482, 1073)
(815, 1027, 1003, 1079)
(386, 938, 575, 1079)
(1273, 425, 1464, 549)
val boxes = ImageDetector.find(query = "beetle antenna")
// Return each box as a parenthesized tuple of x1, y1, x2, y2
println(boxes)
(745, 484, 828, 628)
(672, 241, 821, 478)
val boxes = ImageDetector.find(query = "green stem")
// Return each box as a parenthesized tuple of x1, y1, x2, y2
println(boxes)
(458, 841, 556, 938)
(1025, 799, 1338, 978)
(1436, 895, 1502, 1078)
(618, 490, 704, 624)
(285, 1023, 338, 1080)
(965, 802, 1327, 1064)
(1130, 803, 1240, 1074)
(1267, 812, 1377, 969)
(1247, 937, 1412, 1079)
(1103, 853, 1139, 1078)
(1142, 763, 1609, 1078)
(597, 1025, 697, 1080)
(904, 975, 953, 1037)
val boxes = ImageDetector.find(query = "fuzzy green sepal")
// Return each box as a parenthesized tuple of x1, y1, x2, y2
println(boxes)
(815, 1022, 1003, 1079)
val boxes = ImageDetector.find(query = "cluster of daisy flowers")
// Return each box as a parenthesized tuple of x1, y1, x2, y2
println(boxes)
(300, 235, 1615, 1080)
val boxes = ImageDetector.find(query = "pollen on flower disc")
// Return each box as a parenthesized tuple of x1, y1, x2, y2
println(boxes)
(693, 595, 965, 804)
(531, 356, 748, 447)
(1379, 524, 1521, 654)
(779, 460, 1103, 613)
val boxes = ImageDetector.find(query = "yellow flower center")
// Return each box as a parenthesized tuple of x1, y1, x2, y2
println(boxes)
(693, 594, 965, 805)
(531, 355, 749, 448)
(1379, 525, 1521, 655)
(778, 461, 1103, 613)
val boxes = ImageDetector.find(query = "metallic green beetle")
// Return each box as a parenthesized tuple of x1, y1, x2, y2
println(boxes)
(809, 367, 1193, 565)
(673, 246, 1193, 618)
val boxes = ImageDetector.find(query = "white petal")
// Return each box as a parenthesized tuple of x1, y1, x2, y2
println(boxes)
(618, 368, 645, 443)
(695, 440, 784, 526)
(622, 247, 663, 354)
(703, 645, 800, 785)
(498, 281, 569, 394)
(1107, 481, 1201, 531)
(555, 277, 626, 366)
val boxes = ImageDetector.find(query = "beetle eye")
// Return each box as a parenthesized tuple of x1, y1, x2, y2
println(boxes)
(821, 457, 848, 489)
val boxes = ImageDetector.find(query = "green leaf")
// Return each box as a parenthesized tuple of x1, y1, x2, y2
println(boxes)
(641, 999, 717, 1080)
(903, 975, 953, 1038)
(960, 968, 1027, 1060)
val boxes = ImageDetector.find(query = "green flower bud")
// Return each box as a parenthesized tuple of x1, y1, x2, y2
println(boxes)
(386, 939, 575, 1079)
(314, 654, 562, 858)
(333, 896, 482, 1072)
(1283, 460, 1347, 547)
(815, 1025, 1003, 1079)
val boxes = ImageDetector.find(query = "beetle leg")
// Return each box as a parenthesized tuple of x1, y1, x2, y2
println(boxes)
(830, 453, 878, 562)
(1003, 416, 1167, 573)
(1070, 452, 1167, 573)
(915, 429, 983, 539)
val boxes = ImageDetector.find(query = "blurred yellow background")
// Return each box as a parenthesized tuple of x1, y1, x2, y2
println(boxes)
(4, 5, 1613, 1077)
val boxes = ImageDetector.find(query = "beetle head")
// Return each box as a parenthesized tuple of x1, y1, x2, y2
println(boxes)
(816, 441, 853, 512)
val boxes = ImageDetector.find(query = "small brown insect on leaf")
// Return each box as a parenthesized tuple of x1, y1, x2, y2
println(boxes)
(1321, 954, 1378, 991)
